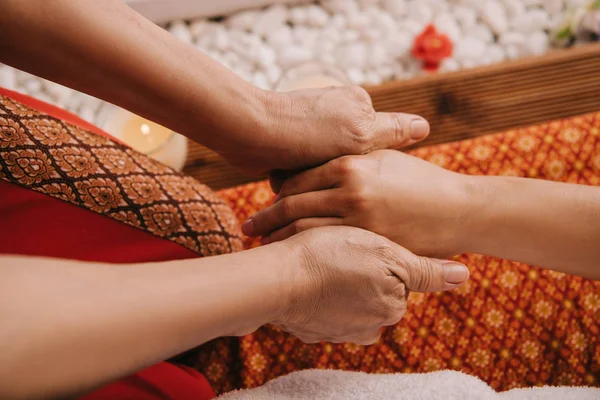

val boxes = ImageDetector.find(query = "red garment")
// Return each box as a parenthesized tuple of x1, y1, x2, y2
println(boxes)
(83, 363, 214, 400)
(0, 87, 215, 399)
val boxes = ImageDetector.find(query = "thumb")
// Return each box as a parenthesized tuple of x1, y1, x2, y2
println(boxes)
(370, 113, 430, 150)
(397, 256, 470, 293)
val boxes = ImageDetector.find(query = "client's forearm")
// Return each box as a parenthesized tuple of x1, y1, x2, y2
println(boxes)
(0, 0, 269, 150)
(0, 248, 290, 399)
(463, 175, 600, 279)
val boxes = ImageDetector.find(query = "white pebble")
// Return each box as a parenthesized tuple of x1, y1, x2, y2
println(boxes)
(544, 0, 564, 16)
(44, 81, 72, 104)
(362, 27, 383, 42)
(79, 107, 96, 123)
(318, 53, 336, 64)
(33, 92, 54, 105)
(346, 68, 364, 85)
(481, 1, 508, 34)
(265, 64, 282, 84)
(0, 67, 17, 91)
(499, 32, 526, 47)
(289, 7, 308, 25)
(330, 13, 347, 30)
(364, 70, 382, 85)
(453, 6, 477, 30)
(376, 64, 394, 80)
(358, 0, 379, 10)
(391, 63, 406, 79)
(526, 31, 549, 56)
(336, 43, 368, 69)
(455, 36, 486, 61)
(383, 33, 412, 59)
(24, 78, 42, 96)
(502, 0, 526, 18)
(402, 19, 426, 36)
(265, 25, 293, 50)
(342, 29, 360, 42)
(466, 24, 494, 44)
(407, 3, 433, 24)
(306, 5, 329, 27)
(434, 13, 461, 43)
(347, 13, 369, 30)
(168, 20, 192, 44)
(367, 8, 397, 32)
(367, 43, 389, 68)
(254, 5, 287, 37)
(504, 44, 521, 60)
(381, 0, 407, 17)
(252, 71, 270, 90)
(439, 58, 460, 72)
(486, 44, 506, 63)
(278, 47, 313, 68)
(225, 10, 258, 31)
(255, 44, 277, 67)
(321, 0, 348, 14)
(511, 9, 550, 33)
(212, 27, 230, 51)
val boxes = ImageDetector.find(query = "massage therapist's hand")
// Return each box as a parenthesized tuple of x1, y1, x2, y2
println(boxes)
(244, 150, 471, 258)
(215, 87, 431, 177)
(271, 226, 469, 345)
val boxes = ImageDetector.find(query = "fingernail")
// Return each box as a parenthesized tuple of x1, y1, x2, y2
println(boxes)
(443, 263, 469, 285)
(409, 118, 430, 140)
(261, 236, 270, 245)
(241, 218, 255, 236)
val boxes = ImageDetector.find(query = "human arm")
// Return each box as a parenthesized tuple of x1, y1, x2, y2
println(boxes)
(0, 0, 429, 176)
(0, 226, 468, 399)
(243, 150, 600, 280)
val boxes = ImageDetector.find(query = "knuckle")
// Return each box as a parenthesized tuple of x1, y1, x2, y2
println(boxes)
(336, 155, 361, 177)
(291, 219, 307, 235)
(278, 198, 294, 219)
(412, 257, 434, 291)
(348, 86, 371, 103)
(389, 113, 407, 142)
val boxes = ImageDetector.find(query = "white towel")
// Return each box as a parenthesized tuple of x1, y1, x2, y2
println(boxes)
(218, 369, 600, 400)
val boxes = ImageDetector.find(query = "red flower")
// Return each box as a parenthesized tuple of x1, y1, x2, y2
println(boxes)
(412, 24, 453, 71)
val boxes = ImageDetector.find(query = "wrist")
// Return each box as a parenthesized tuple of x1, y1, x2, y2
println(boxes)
(454, 174, 495, 254)
(260, 241, 303, 323)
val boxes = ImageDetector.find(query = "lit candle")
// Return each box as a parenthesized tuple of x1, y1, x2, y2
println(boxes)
(276, 62, 350, 92)
(96, 104, 188, 171)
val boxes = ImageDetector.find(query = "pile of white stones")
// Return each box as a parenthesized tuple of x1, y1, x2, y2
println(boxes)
(0, 0, 587, 125)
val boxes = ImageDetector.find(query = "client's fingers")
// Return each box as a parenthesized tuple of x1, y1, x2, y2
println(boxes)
(261, 217, 344, 245)
(242, 190, 345, 237)
(276, 161, 339, 202)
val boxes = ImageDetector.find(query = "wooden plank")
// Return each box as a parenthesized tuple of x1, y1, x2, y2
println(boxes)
(184, 43, 600, 189)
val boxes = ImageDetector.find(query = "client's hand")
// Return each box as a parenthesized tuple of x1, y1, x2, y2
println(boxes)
(272, 226, 468, 344)
(243, 150, 472, 258)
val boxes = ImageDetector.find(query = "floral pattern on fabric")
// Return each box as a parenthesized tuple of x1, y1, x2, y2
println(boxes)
(204, 112, 600, 394)
(0, 94, 243, 256)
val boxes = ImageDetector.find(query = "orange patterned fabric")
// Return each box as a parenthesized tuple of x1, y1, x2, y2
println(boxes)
(0, 94, 243, 256)
(201, 112, 600, 394)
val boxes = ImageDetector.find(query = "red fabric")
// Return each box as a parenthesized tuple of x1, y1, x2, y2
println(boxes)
(82, 362, 214, 400)
(0, 88, 214, 399)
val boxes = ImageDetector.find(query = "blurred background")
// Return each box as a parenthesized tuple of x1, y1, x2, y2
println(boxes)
(1, 0, 598, 129)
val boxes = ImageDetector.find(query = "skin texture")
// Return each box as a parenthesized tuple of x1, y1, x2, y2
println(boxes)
(0, 227, 468, 399)
(0, 0, 430, 176)
(244, 150, 600, 280)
